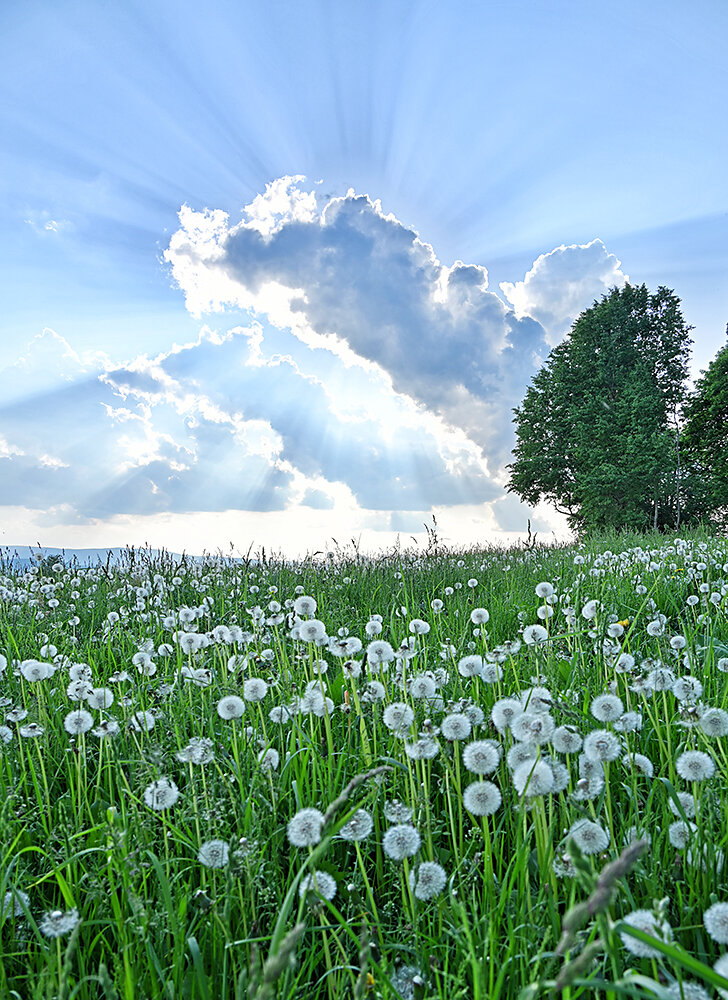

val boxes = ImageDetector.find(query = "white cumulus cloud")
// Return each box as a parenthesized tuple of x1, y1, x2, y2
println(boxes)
(499, 238, 628, 343)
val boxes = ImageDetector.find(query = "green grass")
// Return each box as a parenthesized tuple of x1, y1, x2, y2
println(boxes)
(0, 528, 727, 999)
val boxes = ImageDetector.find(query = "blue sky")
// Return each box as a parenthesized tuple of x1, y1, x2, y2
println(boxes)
(1, 0, 727, 556)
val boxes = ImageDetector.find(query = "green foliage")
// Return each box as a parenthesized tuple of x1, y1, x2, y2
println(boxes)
(506, 284, 693, 534)
(680, 327, 728, 530)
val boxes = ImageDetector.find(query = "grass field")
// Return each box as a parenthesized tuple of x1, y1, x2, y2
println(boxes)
(1, 528, 728, 1000)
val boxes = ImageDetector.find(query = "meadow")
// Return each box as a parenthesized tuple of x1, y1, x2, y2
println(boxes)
(1, 529, 728, 1000)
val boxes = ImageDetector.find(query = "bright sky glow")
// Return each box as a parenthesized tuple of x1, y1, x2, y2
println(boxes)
(1, 0, 727, 557)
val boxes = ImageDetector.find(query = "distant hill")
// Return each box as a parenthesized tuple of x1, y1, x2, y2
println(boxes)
(0, 545, 191, 569)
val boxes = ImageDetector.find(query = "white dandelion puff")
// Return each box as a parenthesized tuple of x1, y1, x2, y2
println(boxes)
(198, 840, 230, 868)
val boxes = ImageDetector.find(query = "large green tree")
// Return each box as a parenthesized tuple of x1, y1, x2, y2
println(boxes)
(679, 328, 728, 529)
(506, 283, 693, 533)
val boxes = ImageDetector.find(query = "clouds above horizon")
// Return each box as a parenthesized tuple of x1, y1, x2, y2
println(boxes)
(2, 178, 628, 539)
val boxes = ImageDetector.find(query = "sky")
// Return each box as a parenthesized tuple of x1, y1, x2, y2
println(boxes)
(1, 0, 727, 558)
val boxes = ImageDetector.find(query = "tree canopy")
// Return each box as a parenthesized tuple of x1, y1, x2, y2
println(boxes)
(680, 327, 728, 530)
(506, 283, 693, 533)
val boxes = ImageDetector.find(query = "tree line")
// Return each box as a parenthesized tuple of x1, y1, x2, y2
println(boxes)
(506, 283, 728, 534)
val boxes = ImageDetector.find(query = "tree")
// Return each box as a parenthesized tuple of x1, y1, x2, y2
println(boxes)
(506, 283, 693, 533)
(679, 327, 728, 530)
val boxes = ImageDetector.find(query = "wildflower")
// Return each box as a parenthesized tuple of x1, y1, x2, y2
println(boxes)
(404, 736, 439, 760)
(287, 808, 325, 848)
(382, 702, 415, 735)
(19, 722, 44, 738)
(552, 726, 583, 754)
(672, 675, 703, 704)
(535, 582, 554, 598)
(258, 747, 280, 771)
(675, 750, 715, 782)
(614, 711, 642, 733)
(298, 619, 328, 643)
(698, 707, 728, 737)
(491, 699, 523, 734)
(668, 820, 696, 849)
(668, 791, 696, 818)
(92, 718, 120, 738)
(299, 870, 336, 900)
(511, 711, 555, 745)
(462, 780, 502, 816)
(20, 660, 52, 682)
(339, 809, 374, 842)
(409, 674, 436, 699)
(664, 983, 710, 1000)
(293, 595, 317, 616)
(470, 608, 490, 625)
(63, 709, 94, 735)
(1, 889, 29, 920)
(269, 705, 292, 724)
(243, 677, 268, 702)
(523, 624, 548, 645)
(581, 600, 600, 620)
(624, 753, 654, 778)
(87, 687, 114, 709)
(441, 713, 471, 741)
(143, 777, 180, 811)
(583, 729, 621, 763)
(520, 687, 552, 712)
(703, 902, 728, 944)
(366, 639, 395, 665)
(620, 908, 672, 957)
(176, 737, 214, 764)
(568, 819, 609, 855)
(217, 695, 245, 720)
(198, 840, 230, 868)
(513, 759, 554, 797)
(409, 618, 430, 635)
(590, 694, 624, 723)
(39, 908, 80, 938)
(714, 954, 728, 999)
(382, 824, 421, 860)
(507, 742, 538, 771)
(390, 965, 426, 1000)
(383, 800, 412, 824)
(463, 740, 501, 775)
(409, 861, 447, 901)
(458, 654, 484, 678)
(130, 711, 155, 732)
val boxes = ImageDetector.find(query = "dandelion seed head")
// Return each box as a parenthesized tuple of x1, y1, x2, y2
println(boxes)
(676, 750, 715, 782)
(568, 818, 609, 855)
(198, 840, 230, 868)
(440, 712, 471, 741)
(590, 693, 624, 722)
(513, 759, 554, 797)
(339, 809, 374, 842)
(299, 870, 337, 900)
(409, 861, 447, 900)
(704, 902, 728, 944)
(217, 695, 245, 720)
(382, 824, 421, 860)
(39, 908, 80, 938)
(462, 739, 501, 775)
(63, 709, 93, 735)
(287, 808, 325, 847)
(143, 777, 180, 811)
(462, 780, 502, 816)
(619, 908, 672, 958)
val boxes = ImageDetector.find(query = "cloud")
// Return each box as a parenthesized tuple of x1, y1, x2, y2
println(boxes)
(165, 180, 623, 471)
(499, 238, 628, 342)
(2, 179, 620, 548)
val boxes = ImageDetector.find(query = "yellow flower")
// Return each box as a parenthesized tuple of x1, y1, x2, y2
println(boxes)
(617, 619, 630, 627)
(366, 972, 375, 991)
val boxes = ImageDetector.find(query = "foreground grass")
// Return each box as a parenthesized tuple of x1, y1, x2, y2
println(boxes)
(0, 528, 727, 999)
